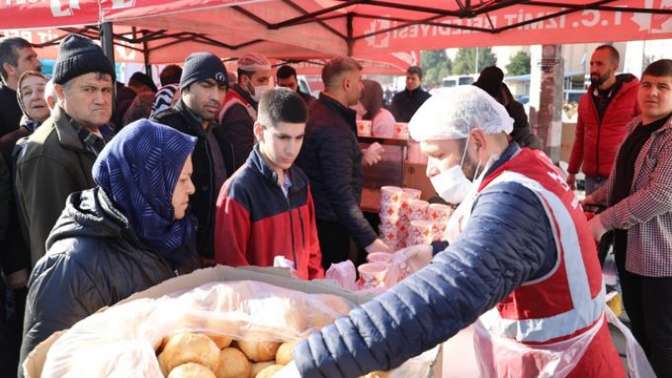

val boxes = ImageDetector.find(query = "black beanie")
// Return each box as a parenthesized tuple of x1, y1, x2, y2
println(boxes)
(180, 53, 228, 89)
(53, 34, 115, 85)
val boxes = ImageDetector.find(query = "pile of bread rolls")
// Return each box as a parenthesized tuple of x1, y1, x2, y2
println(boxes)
(156, 332, 389, 378)
(156, 332, 297, 378)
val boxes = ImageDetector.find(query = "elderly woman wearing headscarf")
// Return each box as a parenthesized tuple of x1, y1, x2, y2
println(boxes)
(360, 79, 396, 138)
(17, 71, 50, 133)
(0, 71, 50, 161)
(19, 119, 198, 367)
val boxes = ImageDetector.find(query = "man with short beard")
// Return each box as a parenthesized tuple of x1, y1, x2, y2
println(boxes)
(152, 52, 228, 263)
(567, 44, 640, 194)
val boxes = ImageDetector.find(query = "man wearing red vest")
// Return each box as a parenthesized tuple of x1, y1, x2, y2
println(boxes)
(280, 85, 624, 377)
(567, 44, 639, 194)
(215, 53, 272, 175)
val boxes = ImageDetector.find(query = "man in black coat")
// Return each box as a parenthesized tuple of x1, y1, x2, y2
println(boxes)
(474, 65, 542, 149)
(296, 57, 390, 269)
(390, 66, 431, 123)
(152, 53, 228, 263)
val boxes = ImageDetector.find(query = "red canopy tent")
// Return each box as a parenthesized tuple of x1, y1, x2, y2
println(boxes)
(1, 0, 671, 71)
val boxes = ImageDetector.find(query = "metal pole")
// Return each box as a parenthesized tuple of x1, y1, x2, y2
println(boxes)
(346, 13, 354, 57)
(142, 32, 151, 77)
(100, 22, 115, 67)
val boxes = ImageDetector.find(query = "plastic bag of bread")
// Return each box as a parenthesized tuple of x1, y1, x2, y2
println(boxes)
(37, 277, 438, 378)
(39, 281, 353, 378)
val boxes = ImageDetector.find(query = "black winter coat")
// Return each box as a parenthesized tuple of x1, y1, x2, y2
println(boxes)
(507, 100, 543, 150)
(152, 101, 227, 259)
(296, 94, 377, 249)
(19, 188, 194, 372)
(390, 87, 431, 123)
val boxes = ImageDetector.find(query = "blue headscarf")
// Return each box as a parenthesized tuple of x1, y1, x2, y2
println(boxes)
(92, 119, 197, 264)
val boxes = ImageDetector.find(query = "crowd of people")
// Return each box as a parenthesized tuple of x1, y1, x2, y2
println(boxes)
(1, 32, 671, 377)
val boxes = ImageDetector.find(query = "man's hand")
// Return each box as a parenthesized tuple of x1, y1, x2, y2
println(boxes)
(393, 244, 433, 268)
(566, 173, 576, 191)
(588, 214, 607, 241)
(363, 142, 384, 166)
(365, 238, 392, 254)
(581, 194, 598, 208)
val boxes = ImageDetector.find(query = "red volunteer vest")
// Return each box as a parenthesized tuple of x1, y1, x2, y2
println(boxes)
(478, 148, 605, 343)
(219, 90, 257, 124)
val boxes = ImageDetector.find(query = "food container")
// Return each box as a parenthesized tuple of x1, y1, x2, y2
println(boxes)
(379, 215, 401, 229)
(408, 199, 429, 221)
(401, 188, 422, 200)
(358, 263, 389, 289)
(428, 204, 453, 223)
(393, 122, 409, 140)
(431, 221, 447, 241)
(367, 252, 393, 264)
(380, 186, 404, 205)
(407, 220, 433, 246)
(356, 120, 372, 137)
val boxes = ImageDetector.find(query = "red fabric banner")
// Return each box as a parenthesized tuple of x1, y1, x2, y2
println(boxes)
(0, 0, 99, 29)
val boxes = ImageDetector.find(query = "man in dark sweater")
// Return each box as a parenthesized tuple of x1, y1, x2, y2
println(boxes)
(390, 66, 431, 123)
(0, 37, 41, 159)
(297, 57, 391, 270)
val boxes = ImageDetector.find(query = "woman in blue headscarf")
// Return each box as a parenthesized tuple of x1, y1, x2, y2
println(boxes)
(19, 119, 198, 367)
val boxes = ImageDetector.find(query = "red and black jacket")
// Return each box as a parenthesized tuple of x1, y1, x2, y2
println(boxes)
(214, 146, 324, 280)
(569, 74, 640, 177)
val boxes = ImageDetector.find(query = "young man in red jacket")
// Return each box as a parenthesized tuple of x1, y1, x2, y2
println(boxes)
(214, 88, 324, 280)
(567, 44, 639, 194)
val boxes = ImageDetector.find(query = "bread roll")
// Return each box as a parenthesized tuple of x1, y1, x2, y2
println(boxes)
(255, 364, 284, 378)
(168, 362, 216, 378)
(237, 340, 280, 362)
(215, 347, 252, 378)
(251, 362, 275, 377)
(208, 334, 233, 349)
(362, 371, 389, 378)
(158, 333, 220, 374)
(275, 341, 297, 365)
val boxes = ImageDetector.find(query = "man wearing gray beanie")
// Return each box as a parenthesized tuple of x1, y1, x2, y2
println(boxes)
(15, 34, 115, 267)
(152, 52, 229, 263)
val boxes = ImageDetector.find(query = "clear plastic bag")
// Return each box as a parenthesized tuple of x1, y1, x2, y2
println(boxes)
(473, 310, 603, 378)
(40, 281, 353, 377)
(604, 306, 656, 378)
(39, 279, 439, 378)
(473, 306, 656, 378)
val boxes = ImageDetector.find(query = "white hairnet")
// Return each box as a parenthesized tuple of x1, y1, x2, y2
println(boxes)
(408, 85, 514, 141)
(237, 53, 271, 72)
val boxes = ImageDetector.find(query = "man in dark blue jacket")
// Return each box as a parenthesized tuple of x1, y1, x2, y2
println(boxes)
(296, 57, 389, 270)
(280, 86, 622, 377)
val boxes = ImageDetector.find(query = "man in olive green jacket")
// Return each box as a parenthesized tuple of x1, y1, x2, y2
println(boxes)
(14, 34, 115, 266)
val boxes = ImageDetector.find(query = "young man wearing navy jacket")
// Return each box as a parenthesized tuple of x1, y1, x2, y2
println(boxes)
(214, 88, 324, 280)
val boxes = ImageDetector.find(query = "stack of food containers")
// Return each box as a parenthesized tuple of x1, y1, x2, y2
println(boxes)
(379, 186, 454, 249)
(379, 186, 405, 249)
